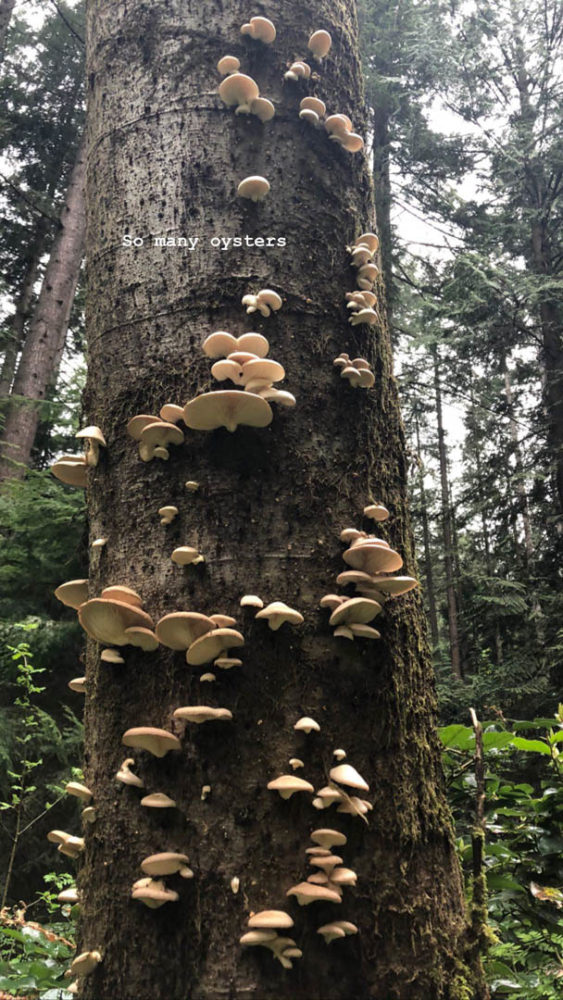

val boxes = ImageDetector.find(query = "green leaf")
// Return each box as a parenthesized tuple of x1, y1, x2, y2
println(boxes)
(510, 738, 552, 755)
(439, 724, 474, 748)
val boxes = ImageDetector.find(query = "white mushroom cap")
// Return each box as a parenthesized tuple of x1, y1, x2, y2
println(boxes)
(209, 613, 237, 627)
(285, 60, 311, 80)
(141, 852, 192, 878)
(141, 792, 176, 808)
(122, 727, 181, 758)
(159, 403, 184, 424)
(78, 598, 153, 646)
(299, 108, 320, 124)
(286, 882, 341, 905)
(202, 331, 238, 357)
(311, 829, 347, 849)
(328, 597, 382, 626)
(289, 757, 304, 770)
(342, 541, 403, 574)
(248, 910, 294, 929)
(320, 594, 345, 610)
(255, 601, 304, 630)
(330, 763, 370, 792)
(219, 73, 260, 112)
(241, 15, 276, 43)
(131, 878, 179, 908)
(138, 421, 184, 460)
(217, 55, 240, 75)
(294, 716, 321, 734)
(214, 657, 242, 669)
(325, 113, 352, 136)
(356, 232, 380, 252)
(349, 623, 381, 640)
(54, 579, 89, 610)
(267, 775, 314, 799)
(330, 867, 357, 886)
(317, 920, 358, 943)
(70, 951, 102, 977)
(300, 96, 326, 117)
(349, 308, 378, 327)
(115, 758, 144, 788)
(126, 414, 159, 440)
(171, 546, 205, 566)
(250, 97, 275, 122)
(183, 391, 273, 432)
(308, 29, 332, 59)
(76, 426, 106, 467)
(100, 648, 124, 664)
(186, 628, 244, 665)
(338, 132, 364, 153)
(366, 575, 419, 596)
(173, 706, 233, 723)
(240, 594, 264, 609)
(159, 506, 179, 525)
(237, 176, 270, 201)
(100, 585, 143, 607)
(68, 677, 86, 694)
(333, 748, 347, 760)
(156, 612, 214, 650)
(58, 888, 79, 904)
(65, 781, 92, 802)
(51, 458, 87, 488)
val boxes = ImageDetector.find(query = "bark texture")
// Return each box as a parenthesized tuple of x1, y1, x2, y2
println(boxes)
(0, 242, 44, 404)
(0, 140, 86, 481)
(434, 353, 462, 681)
(0, 0, 15, 62)
(78, 2, 477, 998)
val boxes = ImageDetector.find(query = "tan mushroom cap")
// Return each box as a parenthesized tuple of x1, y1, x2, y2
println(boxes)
(70, 951, 102, 977)
(248, 910, 294, 929)
(124, 626, 159, 651)
(318, 920, 358, 943)
(139, 420, 184, 456)
(200, 672, 216, 682)
(100, 648, 124, 664)
(68, 676, 86, 694)
(126, 414, 159, 440)
(184, 391, 273, 433)
(267, 775, 314, 799)
(364, 503, 389, 521)
(141, 852, 192, 877)
(240, 594, 264, 609)
(289, 757, 304, 770)
(186, 628, 244, 665)
(333, 748, 347, 760)
(343, 542, 403, 575)
(115, 758, 144, 788)
(131, 879, 179, 908)
(171, 546, 205, 566)
(254, 388, 296, 408)
(286, 882, 342, 906)
(308, 29, 332, 58)
(214, 657, 243, 669)
(330, 867, 357, 886)
(356, 231, 380, 252)
(54, 579, 89, 610)
(299, 108, 321, 125)
(251, 97, 275, 122)
(308, 853, 343, 870)
(156, 612, 214, 650)
(76, 425, 106, 446)
(202, 331, 239, 357)
(78, 598, 153, 645)
(349, 623, 381, 640)
(237, 176, 270, 201)
(217, 55, 240, 75)
(140, 792, 176, 808)
(240, 929, 278, 946)
(311, 829, 348, 849)
(339, 132, 364, 153)
(241, 15, 276, 43)
(100, 585, 143, 607)
(294, 716, 321, 733)
(329, 597, 382, 626)
(65, 782, 93, 802)
(300, 96, 326, 117)
(320, 594, 345, 609)
(209, 613, 237, 627)
(173, 706, 233, 723)
(255, 601, 304, 631)
(212, 358, 245, 384)
(325, 113, 352, 136)
(241, 358, 285, 386)
(122, 727, 181, 758)
(159, 404, 184, 424)
(58, 888, 79, 904)
(51, 458, 87, 488)
(237, 332, 270, 357)
(330, 763, 370, 792)
(219, 73, 260, 111)
(257, 289, 282, 312)
(367, 575, 419, 596)
(333, 625, 354, 639)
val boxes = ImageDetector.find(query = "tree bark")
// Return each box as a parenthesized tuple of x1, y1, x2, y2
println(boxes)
(0, 139, 86, 482)
(0, 0, 15, 62)
(75, 3, 478, 998)
(433, 352, 463, 680)
(0, 240, 44, 404)
(414, 416, 440, 651)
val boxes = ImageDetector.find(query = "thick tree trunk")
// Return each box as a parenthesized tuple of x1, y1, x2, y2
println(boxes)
(0, 0, 15, 62)
(76, 3, 478, 999)
(433, 353, 462, 681)
(0, 140, 86, 482)
(415, 417, 440, 651)
(371, 104, 393, 320)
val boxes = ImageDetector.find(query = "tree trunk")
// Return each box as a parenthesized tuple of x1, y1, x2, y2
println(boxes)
(76, 3, 478, 998)
(0, 0, 15, 62)
(0, 240, 44, 404)
(0, 139, 86, 482)
(371, 103, 393, 321)
(433, 352, 463, 680)
(414, 417, 440, 651)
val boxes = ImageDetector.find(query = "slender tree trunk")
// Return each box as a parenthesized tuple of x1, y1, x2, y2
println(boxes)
(75, 3, 479, 998)
(415, 417, 440, 650)
(371, 104, 393, 321)
(0, 244, 44, 404)
(0, 139, 86, 482)
(0, 0, 15, 61)
(502, 365, 533, 566)
(433, 352, 462, 680)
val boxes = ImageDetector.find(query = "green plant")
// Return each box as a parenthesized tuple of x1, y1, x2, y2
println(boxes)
(0, 906, 74, 997)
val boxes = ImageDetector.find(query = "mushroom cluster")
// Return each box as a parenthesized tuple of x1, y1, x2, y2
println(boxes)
(240, 910, 302, 969)
(346, 290, 378, 327)
(72, 584, 159, 651)
(284, 60, 311, 81)
(240, 15, 276, 44)
(333, 352, 375, 387)
(241, 289, 282, 317)
(127, 407, 185, 462)
(299, 96, 326, 125)
(183, 330, 295, 432)
(155, 609, 244, 674)
(325, 114, 364, 153)
(286, 826, 360, 915)
(219, 71, 275, 123)
(345, 233, 379, 325)
(131, 852, 193, 908)
(312, 762, 373, 820)
(47, 829, 85, 859)
(51, 425, 107, 487)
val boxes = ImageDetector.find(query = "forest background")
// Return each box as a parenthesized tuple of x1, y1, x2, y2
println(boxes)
(0, 0, 561, 997)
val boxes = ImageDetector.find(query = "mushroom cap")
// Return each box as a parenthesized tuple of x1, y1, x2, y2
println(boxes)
(240, 929, 278, 946)
(237, 333, 270, 356)
(51, 458, 87, 487)
(330, 867, 357, 885)
(100, 585, 143, 607)
(76, 425, 106, 447)
(366, 575, 418, 596)
(78, 598, 153, 645)
(131, 879, 179, 908)
(115, 759, 144, 788)
(156, 612, 215, 650)
(68, 677, 86, 693)
(320, 594, 345, 610)
(244, 15, 276, 43)
(141, 792, 176, 808)
(141, 852, 190, 877)
(212, 358, 245, 384)
(333, 748, 347, 760)
(318, 920, 358, 943)
(200, 672, 216, 682)
(251, 97, 275, 122)
(286, 882, 342, 906)
(159, 403, 184, 424)
(300, 96, 326, 117)
(240, 594, 264, 609)
(65, 781, 93, 802)
(311, 829, 348, 849)
(100, 648, 125, 664)
(217, 55, 240, 75)
(158, 506, 179, 522)
(289, 757, 304, 770)
(202, 331, 239, 357)
(267, 775, 314, 799)
(57, 888, 79, 904)
(325, 114, 352, 136)
(349, 623, 381, 640)
(214, 657, 243, 669)
(173, 705, 233, 723)
(54, 579, 89, 610)
(330, 763, 370, 792)
(183, 391, 273, 433)
(241, 358, 285, 386)
(343, 542, 403, 575)
(333, 625, 354, 639)
(255, 601, 304, 630)
(209, 613, 237, 627)
(256, 289, 282, 311)
(308, 854, 343, 871)
(219, 73, 260, 109)
(308, 29, 332, 58)
(364, 504, 389, 523)
(139, 420, 184, 452)
(294, 716, 321, 733)
(237, 175, 270, 201)
(339, 132, 364, 153)
(126, 414, 159, 440)
(171, 546, 204, 566)
(299, 108, 320, 124)
(70, 951, 102, 977)
(186, 628, 244, 665)
(328, 597, 382, 626)
(356, 231, 380, 252)
(256, 388, 296, 407)
(248, 910, 294, 929)
(122, 727, 181, 758)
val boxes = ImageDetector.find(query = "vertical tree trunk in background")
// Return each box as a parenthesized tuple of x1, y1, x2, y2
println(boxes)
(433, 353, 462, 681)
(0, 0, 15, 62)
(502, 366, 533, 567)
(0, 241, 44, 404)
(0, 140, 86, 482)
(78, 2, 478, 998)
(415, 417, 440, 651)
(371, 104, 393, 321)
